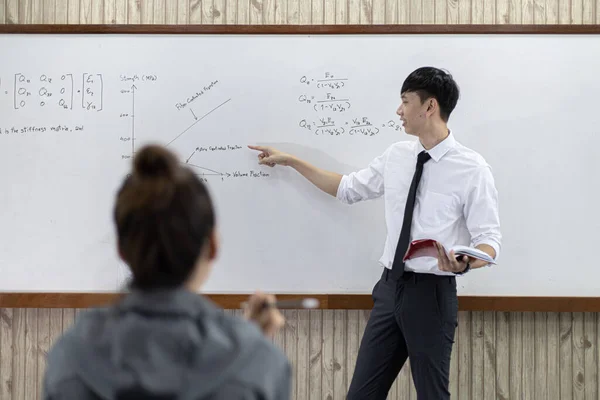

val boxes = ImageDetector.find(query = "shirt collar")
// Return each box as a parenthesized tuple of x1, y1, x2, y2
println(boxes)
(415, 130, 456, 162)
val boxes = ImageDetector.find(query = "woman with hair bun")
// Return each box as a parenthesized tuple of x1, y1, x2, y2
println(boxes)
(42, 144, 290, 400)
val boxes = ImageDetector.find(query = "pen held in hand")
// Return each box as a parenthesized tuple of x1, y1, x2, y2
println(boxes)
(240, 298, 320, 311)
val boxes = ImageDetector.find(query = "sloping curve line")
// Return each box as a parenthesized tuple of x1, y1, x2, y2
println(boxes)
(166, 98, 232, 147)
(184, 162, 224, 176)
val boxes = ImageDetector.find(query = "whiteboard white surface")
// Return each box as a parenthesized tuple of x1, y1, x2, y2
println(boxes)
(0, 33, 599, 296)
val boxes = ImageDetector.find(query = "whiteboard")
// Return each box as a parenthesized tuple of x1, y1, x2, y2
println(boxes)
(1, 33, 599, 296)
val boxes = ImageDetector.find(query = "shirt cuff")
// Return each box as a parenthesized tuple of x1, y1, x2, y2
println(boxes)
(472, 239, 501, 263)
(335, 175, 351, 203)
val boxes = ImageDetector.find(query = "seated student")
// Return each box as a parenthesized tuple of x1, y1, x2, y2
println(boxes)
(42, 145, 291, 400)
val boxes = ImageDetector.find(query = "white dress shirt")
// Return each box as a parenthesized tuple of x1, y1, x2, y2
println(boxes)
(336, 132, 502, 276)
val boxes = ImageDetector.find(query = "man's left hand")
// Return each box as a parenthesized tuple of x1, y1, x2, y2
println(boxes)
(436, 242, 470, 273)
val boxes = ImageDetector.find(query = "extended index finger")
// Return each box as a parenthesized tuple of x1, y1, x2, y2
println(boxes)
(248, 145, 266, 152)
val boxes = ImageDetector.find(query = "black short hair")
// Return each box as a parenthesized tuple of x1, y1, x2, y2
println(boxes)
(401, 67, 460, 122)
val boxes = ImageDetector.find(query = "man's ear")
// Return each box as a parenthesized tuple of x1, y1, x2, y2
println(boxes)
(426, 98, 438, 116)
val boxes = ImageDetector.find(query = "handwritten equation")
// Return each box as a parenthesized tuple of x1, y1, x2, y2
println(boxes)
(296, 72, 404, 137)
(8, 73, 104, 111)
(299, 117, 402, 136)
(297, 72, 352, 114)
(299, 73, 347, 90)
(298, 93, 351, 113)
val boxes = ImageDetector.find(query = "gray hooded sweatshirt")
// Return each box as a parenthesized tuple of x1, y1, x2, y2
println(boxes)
(42, 289, 291, 400)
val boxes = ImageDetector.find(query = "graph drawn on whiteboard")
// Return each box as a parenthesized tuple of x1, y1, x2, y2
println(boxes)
(121, 80, 272, 184)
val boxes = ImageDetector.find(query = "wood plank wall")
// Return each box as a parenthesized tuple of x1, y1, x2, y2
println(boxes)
(1, 0, 599, 399)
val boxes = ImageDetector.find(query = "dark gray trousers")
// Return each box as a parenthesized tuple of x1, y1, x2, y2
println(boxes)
(347, 268, 458, 400)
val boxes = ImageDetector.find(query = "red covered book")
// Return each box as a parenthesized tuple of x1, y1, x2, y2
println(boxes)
(402, 239, 496, 264)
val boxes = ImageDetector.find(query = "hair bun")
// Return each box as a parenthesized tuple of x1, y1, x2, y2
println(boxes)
(134, 144, 178, 180)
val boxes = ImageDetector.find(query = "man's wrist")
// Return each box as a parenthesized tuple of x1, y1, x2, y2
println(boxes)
(454, 261, 470, 275)
(286, 155, 300, 168)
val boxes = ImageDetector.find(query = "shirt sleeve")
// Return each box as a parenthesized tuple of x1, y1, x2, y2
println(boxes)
(336, 148, 389, 205)
(463, 165, 502, 261)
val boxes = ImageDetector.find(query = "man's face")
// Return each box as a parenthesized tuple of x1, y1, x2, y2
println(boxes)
(396, 91, 429, 136)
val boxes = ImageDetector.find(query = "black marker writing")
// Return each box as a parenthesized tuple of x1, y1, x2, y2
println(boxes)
(175, 80, 220, 110)
(0, 124, 84, 135)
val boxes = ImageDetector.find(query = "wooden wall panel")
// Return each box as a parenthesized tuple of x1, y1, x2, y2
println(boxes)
(1, 0, 599, 398)
(0, 309, 598, 399)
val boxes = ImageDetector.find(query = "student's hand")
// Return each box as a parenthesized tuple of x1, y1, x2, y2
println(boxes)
(243, 291, 285, 337)
(248, 145, 293, 167)
(436, 242, 471, 273)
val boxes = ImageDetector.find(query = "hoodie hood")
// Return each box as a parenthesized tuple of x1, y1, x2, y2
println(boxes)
(62, 289, 263, 399)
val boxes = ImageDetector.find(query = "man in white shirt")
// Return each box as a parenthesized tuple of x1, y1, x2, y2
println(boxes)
(249, 67, 501, 399)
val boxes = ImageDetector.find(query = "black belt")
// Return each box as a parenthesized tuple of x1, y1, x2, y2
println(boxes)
(383, 268, 455, 283)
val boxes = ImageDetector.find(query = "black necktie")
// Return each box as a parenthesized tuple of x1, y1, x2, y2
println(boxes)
(391, 150, 432, 280)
